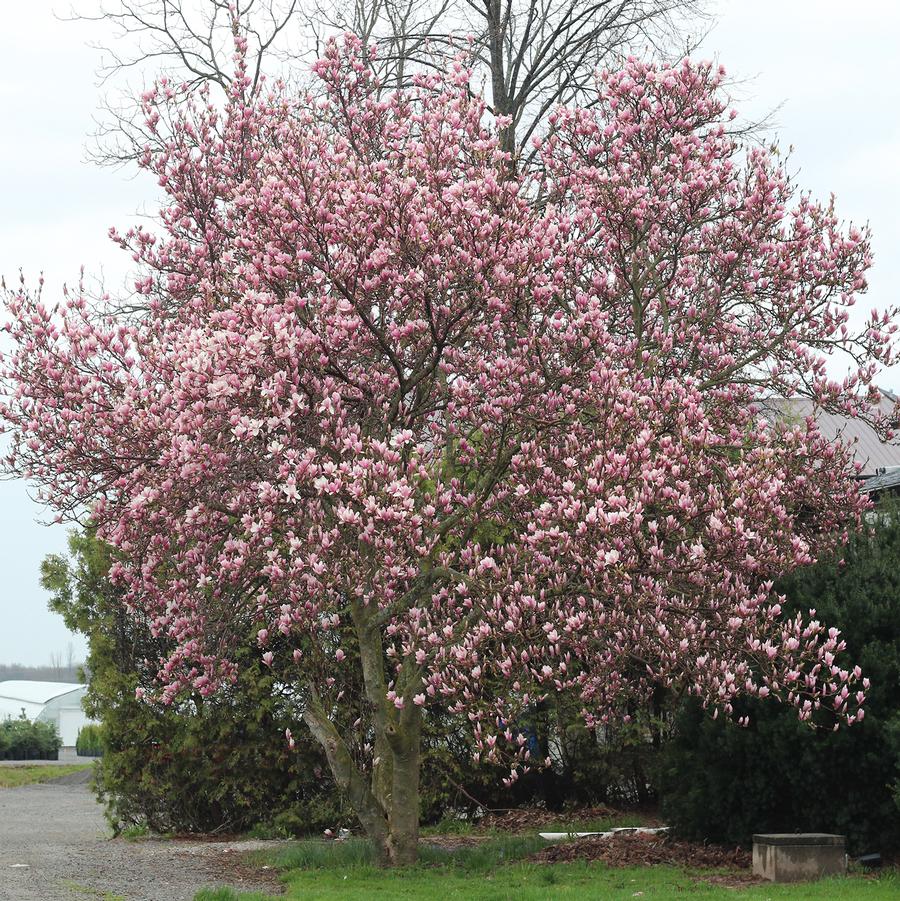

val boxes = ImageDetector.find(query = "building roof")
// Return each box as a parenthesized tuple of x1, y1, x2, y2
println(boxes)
(763, 392, 900, 478)
(0, 698, 44, 720)
(0, 681, 84, 706)
(860, 466, 900, 495)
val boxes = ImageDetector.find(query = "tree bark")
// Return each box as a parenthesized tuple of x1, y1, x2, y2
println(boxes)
(485, 0, 517, 160)
(385, 699, 423, 865)
(301, 600, 425, 866)
(350, 597, 395, 814)
(302, 686, 393, 865)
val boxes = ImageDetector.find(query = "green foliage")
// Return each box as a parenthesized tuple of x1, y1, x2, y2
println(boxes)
(76, 723, 104, 757)
(43, 528, 350, 836)
(420, 692, 668, 822)
(0, 713, 61, 760)
(658, 503, 900, 854)
(542, 691, 670, 808)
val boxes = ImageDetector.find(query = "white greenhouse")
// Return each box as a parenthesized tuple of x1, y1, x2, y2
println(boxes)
(0, 680, 94, 747)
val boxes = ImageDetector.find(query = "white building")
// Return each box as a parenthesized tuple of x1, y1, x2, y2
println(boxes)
(0, 680, 94, 747)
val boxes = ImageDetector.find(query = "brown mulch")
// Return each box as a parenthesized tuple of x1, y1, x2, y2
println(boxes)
(422, 835, 496, 850)
(477, 805, 622, 832)
(207, 848, 286, 895)
(531, 831, 756, 882)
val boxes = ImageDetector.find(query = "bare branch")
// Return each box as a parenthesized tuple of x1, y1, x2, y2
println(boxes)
(72, 0, 710, 165)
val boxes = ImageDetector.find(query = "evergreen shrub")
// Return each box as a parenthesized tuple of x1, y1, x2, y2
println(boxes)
(0, 715, 61, 760)
(658, 503, 900, 854)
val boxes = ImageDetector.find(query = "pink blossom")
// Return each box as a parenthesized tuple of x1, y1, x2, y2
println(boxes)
(0, 39, 882, 816)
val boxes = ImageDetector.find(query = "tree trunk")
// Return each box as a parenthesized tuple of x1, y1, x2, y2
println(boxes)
(303, 683, 423, 866)
(303, 592, 425, 866)
(485, 0, 518, 163)
(385, 704, 422, 865)
(302, 687, 393, 864)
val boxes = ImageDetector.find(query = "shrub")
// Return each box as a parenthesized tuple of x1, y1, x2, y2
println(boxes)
(76, 724, 104, 757)
(88, 644, 353, 836)
(657, 502, 900, 854)
(43, 528, 351, 835)
(420, 690, 671, 821)
(0, 714, 61, 760)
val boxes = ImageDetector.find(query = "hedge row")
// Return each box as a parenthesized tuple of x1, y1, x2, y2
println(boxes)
(76, 724, 104, 757)
(0, 715, 61, 760)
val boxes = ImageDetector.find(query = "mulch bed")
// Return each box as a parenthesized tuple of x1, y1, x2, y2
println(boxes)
(477, 805, 623, 832)
(206, 848, 286, 894)
(530, 831, 759, 884)
(423, 834, 498, 850)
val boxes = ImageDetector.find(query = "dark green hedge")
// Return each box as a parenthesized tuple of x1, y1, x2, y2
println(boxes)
(658, 503, 900, 854)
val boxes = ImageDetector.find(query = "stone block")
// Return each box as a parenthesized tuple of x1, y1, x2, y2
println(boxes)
(752, 833, 846, 882)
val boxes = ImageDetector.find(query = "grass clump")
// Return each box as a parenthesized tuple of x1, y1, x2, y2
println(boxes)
(195, 891, 270, 901)
(0, 763, 91, 789)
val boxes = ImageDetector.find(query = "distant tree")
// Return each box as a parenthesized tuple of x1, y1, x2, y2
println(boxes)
(79, 0, 709, 164)
(0, 662, 82, 683)
(2, 41, 894, 864)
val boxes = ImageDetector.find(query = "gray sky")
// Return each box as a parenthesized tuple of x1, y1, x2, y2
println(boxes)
(1, 0, 898, 665)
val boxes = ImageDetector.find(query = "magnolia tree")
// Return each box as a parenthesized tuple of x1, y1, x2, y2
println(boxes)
(2, 38, 896, 864)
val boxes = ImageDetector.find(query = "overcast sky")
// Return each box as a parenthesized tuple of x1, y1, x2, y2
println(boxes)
(1, 0, 898, 666)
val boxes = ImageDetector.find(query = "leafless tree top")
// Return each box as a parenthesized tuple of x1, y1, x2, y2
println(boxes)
(74, 0, 709, 165)
(314, 0, 710, 156)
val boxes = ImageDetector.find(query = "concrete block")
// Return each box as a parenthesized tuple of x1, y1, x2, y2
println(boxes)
(752, 833, 846, 882)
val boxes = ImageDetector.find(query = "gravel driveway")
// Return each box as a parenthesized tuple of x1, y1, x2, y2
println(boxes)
(0, 772, 282, 900)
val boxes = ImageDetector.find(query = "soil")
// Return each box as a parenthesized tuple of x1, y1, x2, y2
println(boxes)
(421, 835, 496, 849)
(0, 774, 284, 900)
(530, 831, 760, 885)
(476, 805, 626, 832)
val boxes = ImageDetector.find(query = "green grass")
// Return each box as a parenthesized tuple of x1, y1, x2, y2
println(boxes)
(194, 836, 899, 901)
(0, 763, 91, 788)
(269, 835, 547, 873)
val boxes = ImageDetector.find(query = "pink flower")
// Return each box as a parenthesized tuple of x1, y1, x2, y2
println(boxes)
(0, 41, 877, 820)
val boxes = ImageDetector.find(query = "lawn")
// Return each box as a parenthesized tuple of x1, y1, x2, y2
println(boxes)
(0, 763, 92, 788)
(194, 836, 899, 901)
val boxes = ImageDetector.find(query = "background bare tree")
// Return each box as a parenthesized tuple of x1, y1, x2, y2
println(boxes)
(74, 1, 302, 164)
(308, 0, 709, 158)
(75, 0, 709, 165)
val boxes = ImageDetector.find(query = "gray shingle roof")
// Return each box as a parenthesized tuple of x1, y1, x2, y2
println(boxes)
(763, 392, 900, 478)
